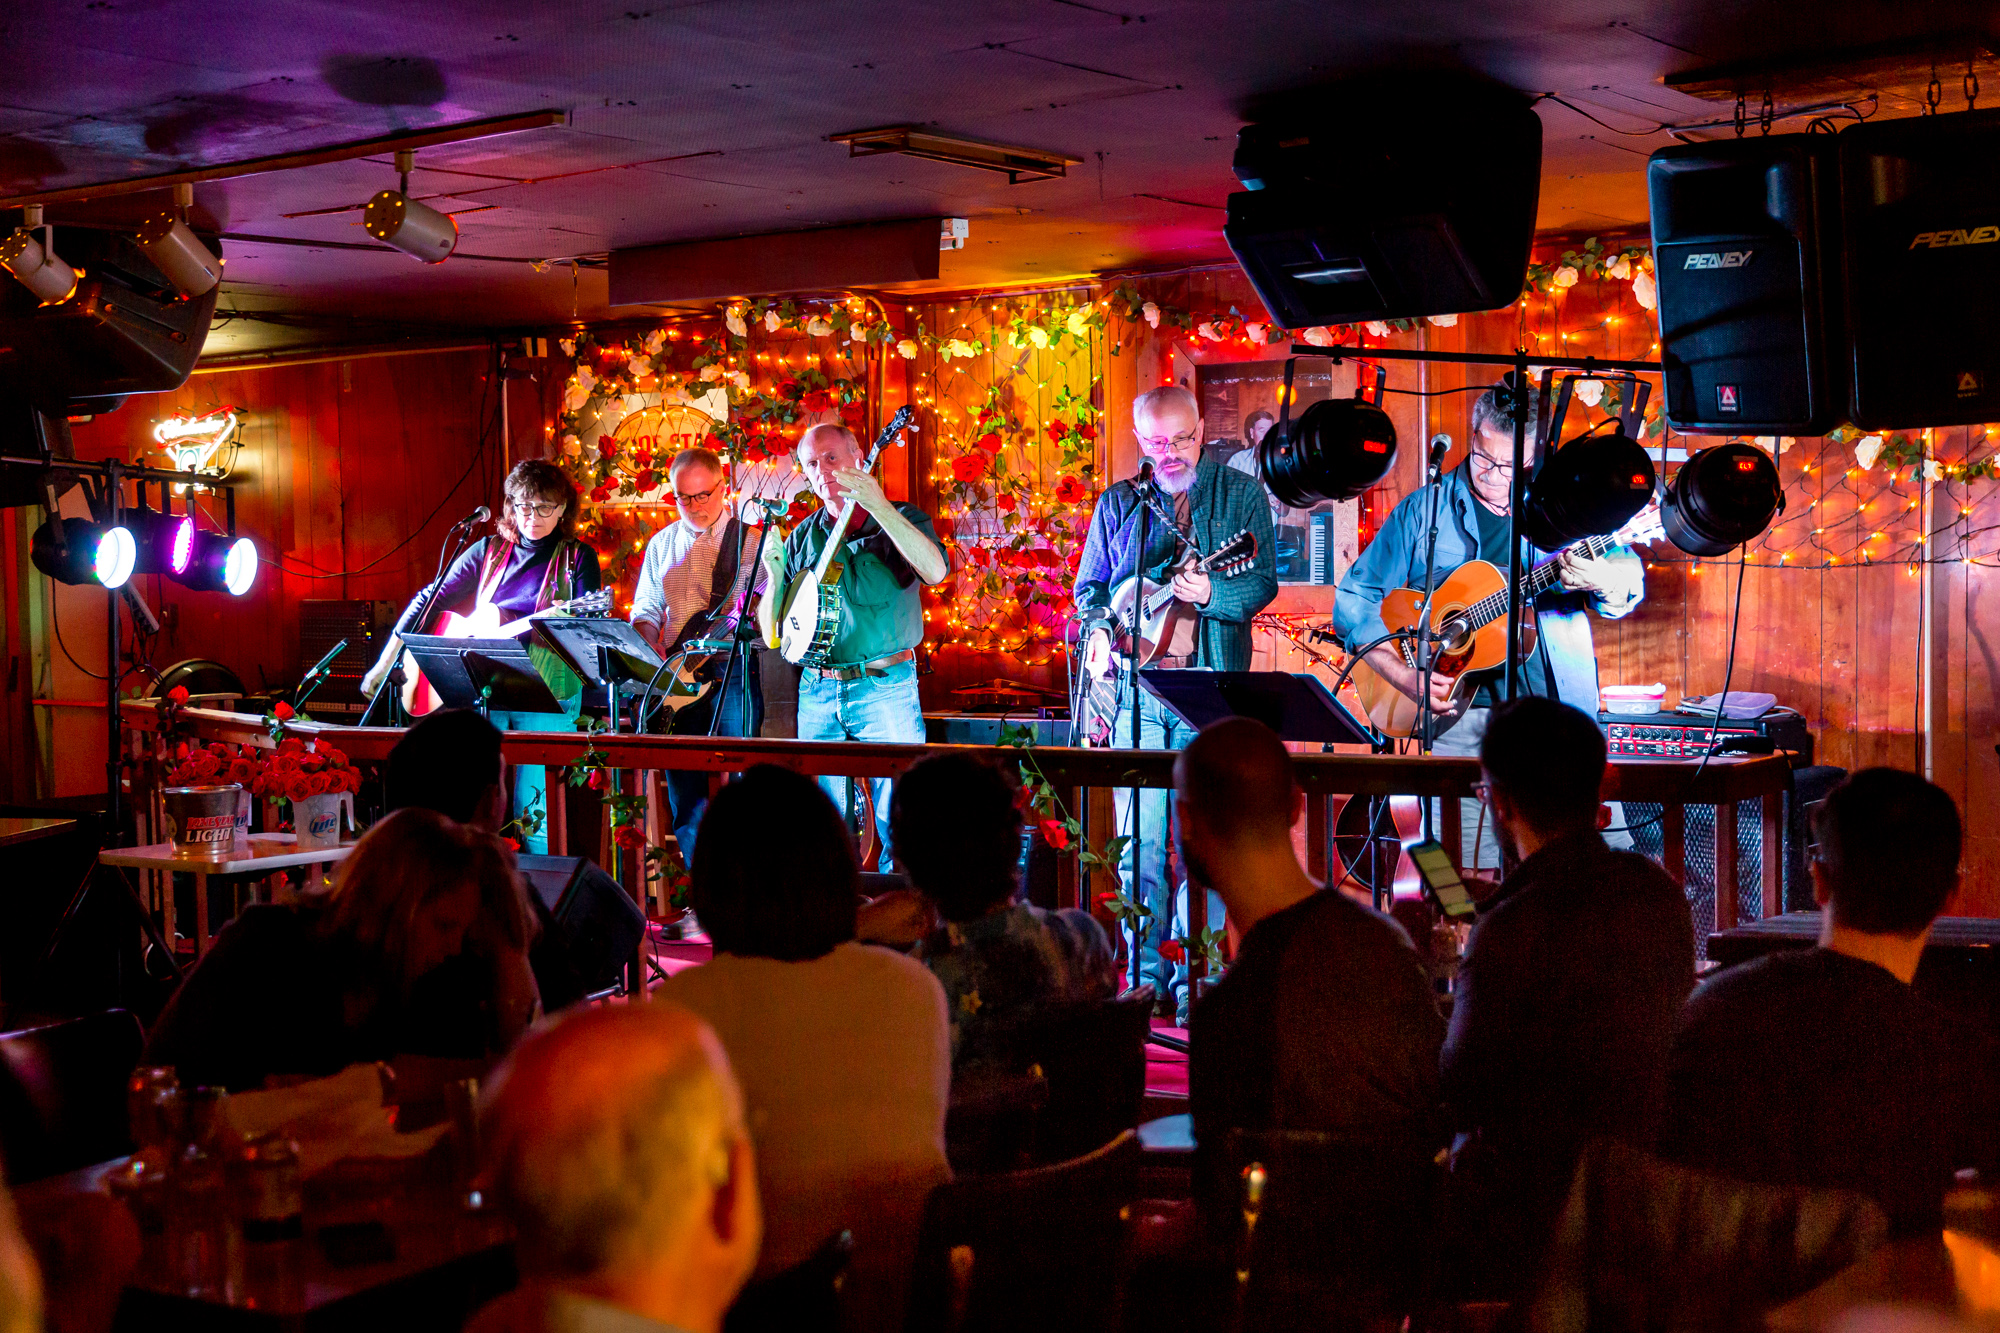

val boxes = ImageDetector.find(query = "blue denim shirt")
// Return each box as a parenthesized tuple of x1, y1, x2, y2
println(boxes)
(1073, 454, 1278, 671)
(1332, 464, 1643, 709)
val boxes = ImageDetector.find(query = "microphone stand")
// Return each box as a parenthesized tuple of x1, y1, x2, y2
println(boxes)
(1412, 445, 1447, 855)
(709, 508, 773, 739)
(360, 518, 479, 728)
(1127, 466, 1152, 993)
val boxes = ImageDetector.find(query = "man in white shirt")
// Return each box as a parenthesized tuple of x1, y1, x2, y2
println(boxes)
(630, 448, 768, 855)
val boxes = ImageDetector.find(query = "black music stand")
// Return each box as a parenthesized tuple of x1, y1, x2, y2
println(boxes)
(531, 616, 664, 726)
(1137, 670, 1375, 744)
(400, 632, 564, 720)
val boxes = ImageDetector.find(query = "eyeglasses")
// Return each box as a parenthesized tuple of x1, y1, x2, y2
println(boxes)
(674, 485, 719, 507)
(511, 501, 565, 519)
(1137, 428, 1199, 452)
(1472, 781, 1492, 803)
(1469, 453, 1516, 478)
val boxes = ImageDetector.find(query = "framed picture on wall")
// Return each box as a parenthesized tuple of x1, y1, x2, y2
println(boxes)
(1196, 360, 1346, 586)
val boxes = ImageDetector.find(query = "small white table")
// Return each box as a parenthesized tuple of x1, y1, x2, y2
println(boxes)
(99, 834, 355, 959)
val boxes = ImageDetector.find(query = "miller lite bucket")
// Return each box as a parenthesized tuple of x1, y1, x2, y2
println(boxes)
(161, 784, 250, 861)
(293, 791, 354, 854)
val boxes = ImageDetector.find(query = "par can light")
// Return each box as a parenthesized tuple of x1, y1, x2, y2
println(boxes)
(31, 517, 135, 588)
(1, 227, 80, 305)
(363, 191, 458, 264)
(1519, 431, 1657, 551)
(1259, 395, 1399, 507)
(1663, 442, 1784, 556)
(174, 528, 258, 596)
(135, 213, 222, 297)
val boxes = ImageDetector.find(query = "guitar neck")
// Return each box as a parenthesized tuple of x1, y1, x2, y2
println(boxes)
(1460, 533, 1618, 633)
(1140, 545, 1234, 619)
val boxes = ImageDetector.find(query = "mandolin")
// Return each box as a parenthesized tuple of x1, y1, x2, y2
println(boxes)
(1348, 509, 1664, 738)
(775, 405, 916, 668)
(401, 588, 612, 716)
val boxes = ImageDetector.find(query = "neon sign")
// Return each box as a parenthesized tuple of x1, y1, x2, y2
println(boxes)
(152, 408, 239, 492)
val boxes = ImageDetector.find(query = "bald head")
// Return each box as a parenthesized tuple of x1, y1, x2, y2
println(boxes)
(1175, 717, 1298, 847)
(480, 1004, 753, 1284)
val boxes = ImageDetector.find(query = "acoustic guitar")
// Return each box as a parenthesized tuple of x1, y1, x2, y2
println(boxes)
(776, 405, 916, 668)
(401, 589, 611, 716)
(1347, 509, 1664, 738)
(1074, 528, 1260, 747)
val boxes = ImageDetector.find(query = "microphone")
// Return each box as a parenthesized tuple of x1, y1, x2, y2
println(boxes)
(300, 638, 349, 685)
(1134, 459, 1155, 491)
(453, 505, 492, 529)
(1427, 433, 1451, 478)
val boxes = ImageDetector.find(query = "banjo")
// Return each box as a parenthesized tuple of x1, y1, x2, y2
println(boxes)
(776, 405, 916, 668)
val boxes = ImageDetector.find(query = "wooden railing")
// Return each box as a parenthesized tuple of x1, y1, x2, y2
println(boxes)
(123, 700, 1796, 941)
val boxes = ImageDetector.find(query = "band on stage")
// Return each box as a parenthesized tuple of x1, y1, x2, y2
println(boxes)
(353, 377, 1644, 1013)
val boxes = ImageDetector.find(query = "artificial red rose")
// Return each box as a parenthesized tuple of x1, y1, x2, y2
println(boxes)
(1046, 420, 1069, 441)
(288, 776, 317, 803)
(166, 686, 190, 704)
(801, 389, 833, 413)
(633, 448, 653, 470)
(344, 769, 365, 794)
(776, 378, 802, 399)
(273, 702, 295, 721)
(207, 743, 231, 759)
(1039, 818, 1071, 850)
(589, 484, 612, 504)
(1159, 939, 1187, 964)
(635, 469, 657, 493)
(278, 737, 305, 754)
(1053, 475, 1087, 504)
(1075, 421, 1097, 441)
(586, 768, 610, 792)
(227, 759, 257, 785)
(597, 437, 620, 459)
(614, 824, 647, 852)
(951, 455, 989, 483)
(500, 836, 520, 853)
(172, 742, 190, 762)
(321, 747, 347, 767)
(995, 494, 1016, 513)
(785, 497, 816, 524)
(1095, 890, 1121, 907)
(974, 433, 1003, 454)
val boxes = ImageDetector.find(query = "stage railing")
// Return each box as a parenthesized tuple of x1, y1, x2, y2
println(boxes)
(123, 701, 1796, 958)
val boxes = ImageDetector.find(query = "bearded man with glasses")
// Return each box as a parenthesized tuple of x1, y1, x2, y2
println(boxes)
(630, 446, 770, 854)
(361, 458, 602, 852)
(1074, 384, 1278, 1020)
(1333, 378, 1646, 873)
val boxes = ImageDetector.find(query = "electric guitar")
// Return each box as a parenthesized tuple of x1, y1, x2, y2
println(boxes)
(775, 405, 916, 668)
(1074, 528, 1260, 747)
(1347, 509, 1664, 738)
(401, 589, 612, 717)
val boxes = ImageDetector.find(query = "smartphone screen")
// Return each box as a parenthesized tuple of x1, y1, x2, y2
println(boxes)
(1409, 839, 1478, 918)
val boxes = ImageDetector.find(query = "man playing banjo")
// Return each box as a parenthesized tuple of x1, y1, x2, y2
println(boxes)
(759, 421, 947, 870)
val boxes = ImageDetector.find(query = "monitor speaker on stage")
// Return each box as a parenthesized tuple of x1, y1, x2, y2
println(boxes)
(1648, 135, 1845, 435)
(1223, 77, 1541, 328)
(517, 853, 646, 996)
(1840, 107, 2000, 429)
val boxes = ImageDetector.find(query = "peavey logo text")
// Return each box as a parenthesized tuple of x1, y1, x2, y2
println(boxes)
(1910, 227, 2000, 249)
(1683, 250, 1754, 270)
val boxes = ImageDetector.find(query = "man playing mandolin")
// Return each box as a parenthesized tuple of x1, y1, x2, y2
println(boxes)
(759, 421, 947, 870)
(1333, 378, 1645, 870)
(1075, 385, 1278, 1020)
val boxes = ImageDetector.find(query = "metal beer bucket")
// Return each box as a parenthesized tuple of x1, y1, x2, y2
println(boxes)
(161, 784, 248, 860)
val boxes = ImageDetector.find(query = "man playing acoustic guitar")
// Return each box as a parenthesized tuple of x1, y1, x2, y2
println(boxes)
(1333, 379, 1645, 871)
(759, 421, 947, 871)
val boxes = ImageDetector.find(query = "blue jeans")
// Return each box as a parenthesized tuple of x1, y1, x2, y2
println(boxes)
(1110, 684, 1222, 1004)
(796, 659, 925, 871)
(490, 709, 574, 855)
(663, 661, 762, 862)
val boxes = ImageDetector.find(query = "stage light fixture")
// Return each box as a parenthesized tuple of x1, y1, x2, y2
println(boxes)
(1662, 441, 1784, 556)
(135, 184, 221, 298)
(1519, 430, 1657, 551)
(30, 516, 135, 589)
(1259, 391, 1399, 507)
(1, 206, 80, 305)
(362, 150, 458, 264)
(175, 528, 259, 596)
(120, 506, 196, 578)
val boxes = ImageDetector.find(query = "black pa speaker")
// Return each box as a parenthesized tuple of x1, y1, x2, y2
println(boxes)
(1840, 107, 2000, 429)
(517, 853, 646, 995)
(0, 227, 217, 416)
(1223, 80, 1541, 328)
(1648, 135, 1845, 435)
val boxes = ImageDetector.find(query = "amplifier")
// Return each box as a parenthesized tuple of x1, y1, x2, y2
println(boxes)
(1600, 709, 1813, 766)
(298, 600, 395, 724)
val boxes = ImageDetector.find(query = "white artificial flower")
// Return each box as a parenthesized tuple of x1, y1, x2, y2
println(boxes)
(558, 337, 576, 357)
(1854, 436, 1885, 470)
(1196, 321, 1222, 341)
(1427, 313, 1459, 327)
(1244, 322, 1268, 345)
(1573, 378, 1605, 407)
(1607, 255, 1632, 280)
(806, 316, 833, 337)
(1066, 308, 1090, 337)
(561, 367, 597, 414)
(943, 338, 975, 360)
(699, 363, 723, 382)
(725, 308, 747, 338)
(626, 355, 652, 378)
(643, 329, 666, 356)
(1028, 326, 1050, 349)
(896, 339, 918, 360)
(1141, 301, 1160, 329)
(1364, 320, 1391, 337)
(1632, 269, 1658, 310)
(1304, 326, 1335, 346)
(763, 310, 781, 333)
(729, 371, 750, 390)
(560, 433, 581, 457)
(1925, 458, 1944, 481)
(850, 321, 869, 344)
(1552, 265, 1580, 289)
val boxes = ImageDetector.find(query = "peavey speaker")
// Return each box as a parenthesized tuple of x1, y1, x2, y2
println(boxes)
(1224, 79, 1541, 328)
(518, 853, 646, 995)
(1648, 135, 1845, 435)
(1840, 107, 2000, 429)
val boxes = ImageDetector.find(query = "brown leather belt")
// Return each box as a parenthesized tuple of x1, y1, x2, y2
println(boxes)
(811, 648, 917, 682)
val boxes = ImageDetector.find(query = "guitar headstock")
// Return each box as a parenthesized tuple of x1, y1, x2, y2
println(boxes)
(567, 589, 614, 618)
(1613, 502, 1667, 548)
(1208, 528, 1260, 578)
(862, 405, 917, 467)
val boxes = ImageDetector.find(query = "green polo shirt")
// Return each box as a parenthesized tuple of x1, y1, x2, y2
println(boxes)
(780, 502, 941, 667)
